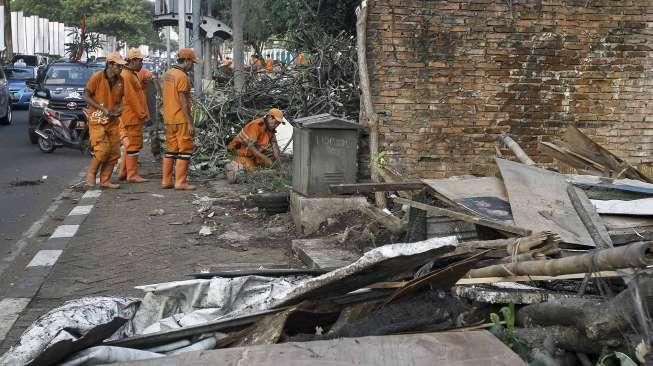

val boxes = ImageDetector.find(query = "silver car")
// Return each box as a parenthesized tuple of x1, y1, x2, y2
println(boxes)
(0, 67, 13, 125)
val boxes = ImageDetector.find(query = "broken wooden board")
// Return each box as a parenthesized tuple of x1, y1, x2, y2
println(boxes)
(120, 331, 526, 366)
(561, 126, 651, 182)
(423, 177, 514, 222)
(567, 186, 613, 249)
(496, 158, 596, 247)
(591, 198, 653, 216)
(291, 238, 360, 269)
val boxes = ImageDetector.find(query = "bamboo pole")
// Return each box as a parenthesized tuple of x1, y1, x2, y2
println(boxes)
(497, 133, 535, 165)
(356, 1, 386, 209)
(466, 241, 653, 278)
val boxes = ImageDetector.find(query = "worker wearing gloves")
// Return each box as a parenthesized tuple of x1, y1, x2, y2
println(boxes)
(83, 52, 125, 189)
(118, 48, 150, 183)
(161, 48, 201, 190)
(227, 108, 288, 174)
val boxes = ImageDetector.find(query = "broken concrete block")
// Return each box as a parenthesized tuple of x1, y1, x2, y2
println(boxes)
(289, 191, 368, 235)
(292, 237, 360, 269)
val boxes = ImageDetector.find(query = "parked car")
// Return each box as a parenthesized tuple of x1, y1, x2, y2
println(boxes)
(11, 54, 48, 67)
(27, 61, 95, 143)
(0, 67, 13, 125)
(4, 66, 35, 109)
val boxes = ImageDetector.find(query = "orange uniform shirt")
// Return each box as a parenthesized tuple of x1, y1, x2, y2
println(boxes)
(162, 67, 191, 125)
(265, 58, 273, 73)
(85, 71, 124, 125)
(228, 118, 276, 158)
(120, 68, 149, 125)
(137, 68, 154, 90)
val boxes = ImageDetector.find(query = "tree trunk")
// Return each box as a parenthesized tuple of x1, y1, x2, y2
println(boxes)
(192, 0, 202, 96)
(356, 0, 386, 209)
(2, 0, 13, 62)
(231, 0, 245, 93)
(518, 275, 653, 342)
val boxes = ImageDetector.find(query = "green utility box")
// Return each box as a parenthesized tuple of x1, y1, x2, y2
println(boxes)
(292, 114, 359, 196)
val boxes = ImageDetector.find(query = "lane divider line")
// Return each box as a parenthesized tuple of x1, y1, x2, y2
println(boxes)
(0, 298, 31, 341)
(26, 250, 64, 268)
(82, 190, 102, 199)
(68, 205, 94, 216)
(50, 225, 80, 239)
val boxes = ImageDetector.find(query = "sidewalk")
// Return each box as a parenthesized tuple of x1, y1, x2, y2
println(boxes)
(0, 146, 297, 353)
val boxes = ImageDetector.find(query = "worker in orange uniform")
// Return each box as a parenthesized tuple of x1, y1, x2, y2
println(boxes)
(249, 54, 263, 72)
(161, 48, 201, 190)
(265, 54, 274, 73)
(83, 53, 125, 189)
(295, 52, 307, 66)
(227, 108, 288, 173)
(118, 48, 150, 183)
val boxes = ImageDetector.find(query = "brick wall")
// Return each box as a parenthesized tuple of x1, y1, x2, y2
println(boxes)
(366, 0, 653, 178)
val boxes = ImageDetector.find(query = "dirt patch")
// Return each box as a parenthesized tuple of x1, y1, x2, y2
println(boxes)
(305, 210, 398, 253)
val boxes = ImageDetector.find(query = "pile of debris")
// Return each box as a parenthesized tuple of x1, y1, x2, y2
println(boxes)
(2, 127, 652, 366)
(192, 30, 359, 171)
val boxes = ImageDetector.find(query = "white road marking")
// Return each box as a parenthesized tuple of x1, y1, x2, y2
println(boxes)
(50, 225, 80, 238)
(68, 205, 93, 216)
(26, 250, 63, 267)
(0, 298, 31, 341)
(82, 190, 102, 199)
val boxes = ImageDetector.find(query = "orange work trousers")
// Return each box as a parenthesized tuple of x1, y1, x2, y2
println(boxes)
(120, 123, 144, 153)
(165, 122, 195, 154)
(89, 122, 120, 162)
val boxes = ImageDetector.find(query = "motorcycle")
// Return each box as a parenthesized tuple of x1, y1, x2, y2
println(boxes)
(34, 107, 89, 154)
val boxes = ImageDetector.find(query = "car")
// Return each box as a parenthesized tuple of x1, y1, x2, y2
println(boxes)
(4, 66, 36, 109)
(27, 61, 95, 143)
(11, 54, 48, 67)
(0, 67, 13, 125)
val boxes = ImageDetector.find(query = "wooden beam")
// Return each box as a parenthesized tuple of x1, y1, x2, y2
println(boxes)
(392, 197, 531, 236)
(567, 185, 614, 249)
(497, 133, 535, 165)
(330, 182, 424, 194)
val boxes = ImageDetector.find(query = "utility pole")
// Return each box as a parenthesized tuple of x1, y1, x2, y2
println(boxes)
(231, 0, 244, 93)
(177, 0, 185, 49)
(192, 0, 202, 96)
(203, 0, 213, 81)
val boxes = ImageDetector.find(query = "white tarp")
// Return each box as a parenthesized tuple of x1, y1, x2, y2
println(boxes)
(0, 297, 140, 366)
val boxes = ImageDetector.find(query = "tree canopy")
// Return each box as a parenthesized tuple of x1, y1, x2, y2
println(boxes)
(212, 0, 358, 54)
(11, 0, 159, 47)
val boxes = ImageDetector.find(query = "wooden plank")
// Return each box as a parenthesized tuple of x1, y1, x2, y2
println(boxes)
(562, 126, 651, 182)
(329, 182, 424, 194)
(422, 177, 513, 222)
(121, 331, 527, 366)
(591, 198, 653, 216)
(393, 197, 531, 236)
(539, 141, 604, 175)
(496, 158, 596, 246)
(567, 186, 613, 249)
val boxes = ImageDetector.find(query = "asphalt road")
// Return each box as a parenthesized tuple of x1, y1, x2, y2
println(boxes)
(0, 109, 87, 245)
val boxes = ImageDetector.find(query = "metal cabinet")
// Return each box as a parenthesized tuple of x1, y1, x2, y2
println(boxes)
(292, 114, 359, 196)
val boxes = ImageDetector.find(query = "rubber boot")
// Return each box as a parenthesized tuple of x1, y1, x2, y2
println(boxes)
(99, 159, 120, 189)
(161, 157, 175, 189)
(85, 158, 101, 188)
(174, 159, 196, 190)
(126, 154, 148, 183)
(118, 154, 127, 181)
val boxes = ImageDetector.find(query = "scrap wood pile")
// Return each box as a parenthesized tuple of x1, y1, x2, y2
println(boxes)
(192, 29, 360, 171)
(2, 127, 653, 366)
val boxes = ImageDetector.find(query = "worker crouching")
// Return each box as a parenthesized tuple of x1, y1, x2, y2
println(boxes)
(83, 53, 125, 189)
(161, 48, 202, 190)
(118, 48, 150, 183)
(226, 108, 288, 183)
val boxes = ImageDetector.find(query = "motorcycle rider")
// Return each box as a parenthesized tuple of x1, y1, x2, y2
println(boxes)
(118, 48, 150, 183)
(83, 53, 125, 189)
